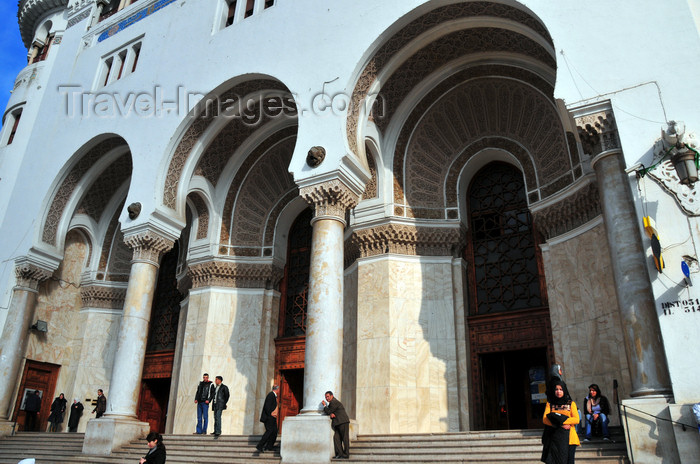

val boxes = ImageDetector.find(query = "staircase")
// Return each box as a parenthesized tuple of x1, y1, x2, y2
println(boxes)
(0, 429, 628, 464)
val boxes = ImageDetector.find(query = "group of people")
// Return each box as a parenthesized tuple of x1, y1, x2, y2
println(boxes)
(194, 373, 350, 459)
(541, 364, 612, 464)
(23, 388, 105, 432)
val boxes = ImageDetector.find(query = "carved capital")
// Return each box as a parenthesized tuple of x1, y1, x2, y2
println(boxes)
(531, 180, 602, 240)
(575, 110, 620, 157)
(14, 262, 52, 291)
(188, 260, 284, 289)
(346, 223, 466, 265)
(300, 180, 359, 223)
(123, 231, 174, 265)
(80, 285, 127, 310)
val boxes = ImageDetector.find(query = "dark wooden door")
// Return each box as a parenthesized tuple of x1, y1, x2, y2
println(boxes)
(12, 360, 60, 431)
(137, 378, 170, 433)
(279, 369, 303, 430)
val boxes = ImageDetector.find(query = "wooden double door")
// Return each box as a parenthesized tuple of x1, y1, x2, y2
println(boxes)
(13, 360, 60, 431)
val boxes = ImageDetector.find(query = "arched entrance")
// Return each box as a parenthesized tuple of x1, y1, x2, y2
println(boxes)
(274, 208, 312, 429)
(465, 162, 553, 430)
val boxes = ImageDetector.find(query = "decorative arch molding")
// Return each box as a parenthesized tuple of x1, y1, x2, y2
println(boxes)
(219, 128, 298, 256)
(188, 192, 211, 241)
(161, 78, 296, 214)
(347, 0, 555, 157)
(396, 77, 571, 219)
(40, 135, 130, 250)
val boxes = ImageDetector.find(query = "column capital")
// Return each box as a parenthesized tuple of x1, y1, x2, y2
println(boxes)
(14, 260, 52, 291)
(188, 260, 283, 289)
(123, 230, 174, 265)
(299, 179, 359, 225)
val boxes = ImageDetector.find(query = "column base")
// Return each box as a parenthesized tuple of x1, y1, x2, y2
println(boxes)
(0, 420, 17, 437)
(82, 416, 150, 456)
(622, 395, 681, 464)
(280, 414, 334, 464)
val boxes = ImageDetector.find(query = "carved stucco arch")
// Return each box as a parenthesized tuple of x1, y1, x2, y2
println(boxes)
(39, 135, 132, 257)
(346, 0, 556, 162)
(396, 76, 572, 220)
(160, 77, 297, 218)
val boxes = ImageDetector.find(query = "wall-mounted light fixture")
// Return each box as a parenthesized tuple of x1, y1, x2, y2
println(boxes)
(638, 121, 700, 186)
(30, 320, 48, 333)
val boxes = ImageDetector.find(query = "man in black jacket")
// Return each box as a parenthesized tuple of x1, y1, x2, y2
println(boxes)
(322, 391, 350, 459)
(92, 389, 106, 418)
(256, 385, 279, 453)
(211, 376, 230, 438)
(24, 390, 42, 431)
(194, 373, 214, 434)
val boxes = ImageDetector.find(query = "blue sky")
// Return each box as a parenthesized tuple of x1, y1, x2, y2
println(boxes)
(0, 2, 28, 129)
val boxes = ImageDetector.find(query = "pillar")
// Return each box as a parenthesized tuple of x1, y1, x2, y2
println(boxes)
(280, 179, 358, 464)
(591, 149, 672, 397)
(83, 230, 173, 455)
(0, 260, 51, 435)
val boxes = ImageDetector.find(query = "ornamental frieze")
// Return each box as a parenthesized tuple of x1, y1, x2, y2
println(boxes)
(80, 285, 127, 310)
(575, 109, 620, 157)
(188, 261, 284, 289)
(14, 262, 53, 290)
(530, 179, 602, 240)
(345, 223, 466, 266)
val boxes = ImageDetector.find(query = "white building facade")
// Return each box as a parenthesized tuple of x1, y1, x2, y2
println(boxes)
(0, 0, 699, 462)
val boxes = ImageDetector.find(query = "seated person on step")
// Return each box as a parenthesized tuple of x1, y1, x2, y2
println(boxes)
(583, 384, 611, 441)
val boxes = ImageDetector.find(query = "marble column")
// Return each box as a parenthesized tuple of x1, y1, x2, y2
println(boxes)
(281, 179, 358, 464)
(83, 230, 173, 455)
(0, 261, 51, 434)
(591, 149, 672, 397)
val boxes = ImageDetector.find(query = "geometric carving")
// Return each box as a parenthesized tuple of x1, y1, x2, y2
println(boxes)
(345, 223, 466, 266)
(80, 284, 127, 310)
(105, 228, 133, 281)
(362, 145, 378, 200)
(646, 161, 700, 216)
(75, 153, 132, 221)
(399, 78, 570, 217)
(162, 79, 294, 210)
(347, 2, 555, 156)
(531, 180, 603, 239)
(189, 194, 210, 240)
(42, 137, 125, 245)
(575, 110, 620, 157)
(188, 260, 284, 289)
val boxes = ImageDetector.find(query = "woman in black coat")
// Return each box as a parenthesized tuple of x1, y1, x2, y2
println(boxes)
(140, 432, 166, 464)
(67, 399, 84, 432)
(47, 393, 67, 432)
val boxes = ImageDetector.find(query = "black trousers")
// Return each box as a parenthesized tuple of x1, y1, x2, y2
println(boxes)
(24, 411, 38, 431)
(258, 417, 278, 450)
(333, 422, 350, 457)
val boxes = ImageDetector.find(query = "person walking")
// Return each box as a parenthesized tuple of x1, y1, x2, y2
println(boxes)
(322, 391, 350, 459)
(23, 390, 42, 431)
(211, 376, 229, 438)
(194, 373, 214, 434)
(68, 398, 84, 432)
(47, 393, 67, 432)
(139, 431, 166, 464)
(92, 389, 106, 418)
(256, 385, 279, 453)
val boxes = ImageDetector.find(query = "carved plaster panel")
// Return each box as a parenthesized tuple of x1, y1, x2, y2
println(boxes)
(219, 127, 298, 244)
(399, 78, 569, 217)
(15, 262, 53, 290)
(346, 223, 466, 266)
(80, 284, 127, 309)
(646, 161, 700, 216)
(347, 1, 555, 155)
(75, 153, 132, 221)
(300, 180, 360, 222)
(362, 147, 378, 200)
(105, 228, 132, 281)
(531, 181, 602, 240)
(42, 137, 125, 246)
(162, 80, 291, 210)
(188, 260, 284, 289)
(123, 230, 175, 265)
(189, 194, 210, 240)
(575, 110, 620, 157)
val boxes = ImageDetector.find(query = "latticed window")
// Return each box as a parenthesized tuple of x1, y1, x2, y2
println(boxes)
(281, 209, 313, 337)
(467, 162, 542, 314)
(147, 242, 182, 352)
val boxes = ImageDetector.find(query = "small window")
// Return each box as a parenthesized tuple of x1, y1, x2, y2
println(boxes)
(131, 43, 141, 72)
(103, 57, 114, 86)
(98, 39, 142, 88)
(6, 110, 22, 145)
(244, 0, 254, 18)
(116, 50, 127, 80)
(226, 1, 236, 26)
(264, 0, 274, 8)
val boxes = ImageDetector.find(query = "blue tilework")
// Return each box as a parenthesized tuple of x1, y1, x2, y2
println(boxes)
(98, 0, 177, 42)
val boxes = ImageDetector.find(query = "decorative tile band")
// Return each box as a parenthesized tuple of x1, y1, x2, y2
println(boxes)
(98, 0, 177, 43)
